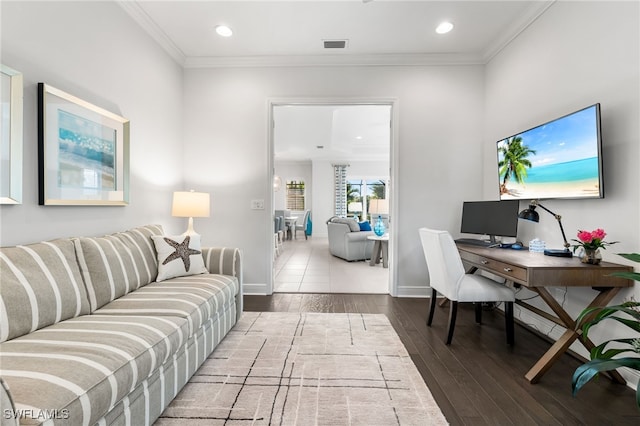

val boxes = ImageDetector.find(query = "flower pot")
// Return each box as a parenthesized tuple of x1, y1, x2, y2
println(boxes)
(581, 248, 602, 265)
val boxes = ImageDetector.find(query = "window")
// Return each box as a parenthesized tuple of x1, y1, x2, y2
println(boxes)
(347, 178, 388, 221)
(286, 180, 305, 210)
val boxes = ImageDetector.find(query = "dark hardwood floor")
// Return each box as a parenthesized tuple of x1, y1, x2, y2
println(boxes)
(244, 293, 640, 425)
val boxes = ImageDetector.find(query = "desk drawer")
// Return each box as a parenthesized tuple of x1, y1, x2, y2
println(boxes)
(462, 252, 527, 283)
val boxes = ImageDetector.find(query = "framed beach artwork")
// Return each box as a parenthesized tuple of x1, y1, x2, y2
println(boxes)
(38, 83, 129, 205)
(1, 65, 23, 204)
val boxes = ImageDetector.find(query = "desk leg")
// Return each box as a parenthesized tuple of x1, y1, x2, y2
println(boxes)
(524, 286, 626, 384)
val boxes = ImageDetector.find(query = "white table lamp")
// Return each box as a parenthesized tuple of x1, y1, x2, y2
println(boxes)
(368, 199, 389, 215)
(172, 190, 210, 236)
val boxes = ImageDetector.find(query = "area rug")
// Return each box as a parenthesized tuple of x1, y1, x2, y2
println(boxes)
(155, 312, 448, 425)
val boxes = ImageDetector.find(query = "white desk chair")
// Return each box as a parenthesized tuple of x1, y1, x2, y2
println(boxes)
(419, 227, 515, 345)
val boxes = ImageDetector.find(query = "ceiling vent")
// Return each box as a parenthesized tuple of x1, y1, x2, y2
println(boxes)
(323, 40, 348, 49)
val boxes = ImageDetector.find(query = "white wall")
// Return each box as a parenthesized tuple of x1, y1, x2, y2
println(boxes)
(484, 1, 640, 383)
(311, 159, 335, 239)
(183, 65, 485, 292)
(0, 1, 185, 244)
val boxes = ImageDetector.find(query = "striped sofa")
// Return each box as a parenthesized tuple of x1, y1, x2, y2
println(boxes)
(0, 225, 242, 426)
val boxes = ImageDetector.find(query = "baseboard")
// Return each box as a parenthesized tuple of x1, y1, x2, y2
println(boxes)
(395, 285, 430, 298)
(242, 283, 268, 295)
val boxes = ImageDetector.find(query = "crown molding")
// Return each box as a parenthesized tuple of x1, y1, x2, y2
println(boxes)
(482, 0, 556, 63)
(184, 52, 485, 69)
(119, 0, 555, 69)
(117, 0, 186, 66)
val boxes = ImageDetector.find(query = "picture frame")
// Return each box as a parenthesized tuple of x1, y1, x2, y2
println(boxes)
(38, 83, 129, 206)
(1, 65, 24, 204)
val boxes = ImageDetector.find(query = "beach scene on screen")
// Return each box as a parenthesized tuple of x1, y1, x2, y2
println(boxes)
(498, 106, 601, 199)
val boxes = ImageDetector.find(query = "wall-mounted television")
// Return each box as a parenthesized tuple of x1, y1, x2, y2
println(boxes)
(497, 104, 603, 200)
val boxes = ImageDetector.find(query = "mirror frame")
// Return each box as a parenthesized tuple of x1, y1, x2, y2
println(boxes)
(1, 65, 23, 204)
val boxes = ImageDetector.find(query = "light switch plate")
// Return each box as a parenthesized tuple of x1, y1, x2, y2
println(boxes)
(251, 199, 265, 210)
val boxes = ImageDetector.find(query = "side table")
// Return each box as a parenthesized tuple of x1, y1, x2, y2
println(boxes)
(368, 234, 389, 268)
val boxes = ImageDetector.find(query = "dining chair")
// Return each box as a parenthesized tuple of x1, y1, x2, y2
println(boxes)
(418, 227, 515, 345)
(295, 210, 311, 240)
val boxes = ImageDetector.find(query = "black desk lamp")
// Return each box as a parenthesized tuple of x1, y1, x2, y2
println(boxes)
(518, 200, 573, 257)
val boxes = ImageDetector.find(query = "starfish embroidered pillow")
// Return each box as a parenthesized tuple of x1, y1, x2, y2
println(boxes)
(151, 234, 208, 282)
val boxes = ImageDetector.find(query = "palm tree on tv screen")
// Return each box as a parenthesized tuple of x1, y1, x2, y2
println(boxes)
(498, 136, 536, 194)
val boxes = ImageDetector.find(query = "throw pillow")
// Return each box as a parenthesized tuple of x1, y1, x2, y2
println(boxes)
(359, 221, 372, 231)
(151, 234, 208, 282)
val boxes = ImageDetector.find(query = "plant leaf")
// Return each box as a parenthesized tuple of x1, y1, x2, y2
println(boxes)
(573, 358, 640, 405)
(577, 303, 640, 339)
(617, 253, 640, 263)
(611, 271, 640, 281)
(597, 345, 640, 360)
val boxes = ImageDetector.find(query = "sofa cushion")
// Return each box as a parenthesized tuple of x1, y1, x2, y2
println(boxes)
(94, 274, 239, 337)
(0, 239, 90, 343)
(330, 217, 361, 232)
(74, 225, 164, 311)
(0, 314, 188, 426)
(112, 224, 163, 285)
(151, 234, 208, 282)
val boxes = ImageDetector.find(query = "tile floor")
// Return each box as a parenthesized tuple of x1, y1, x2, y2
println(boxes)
(274, 236, 389, 294)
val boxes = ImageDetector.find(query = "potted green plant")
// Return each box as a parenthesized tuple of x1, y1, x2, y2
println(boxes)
(572, 253, 640, 408)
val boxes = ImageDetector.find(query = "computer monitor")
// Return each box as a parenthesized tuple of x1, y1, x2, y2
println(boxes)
(460, 200, 520, 243)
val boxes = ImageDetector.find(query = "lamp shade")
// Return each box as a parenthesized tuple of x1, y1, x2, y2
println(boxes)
(518, 205, 539, 222)
(172, 191, 210, 218)
(348, 202, 363, 212)
(368, 199, 389, 215)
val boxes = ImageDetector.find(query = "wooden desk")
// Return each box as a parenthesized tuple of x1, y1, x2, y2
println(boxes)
(457, 243, 633, 384)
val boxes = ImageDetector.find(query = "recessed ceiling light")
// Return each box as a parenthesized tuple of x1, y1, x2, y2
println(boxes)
(215, 25, 233, 37)
(436, 21, 454, 34)
(317, 145, 324, 149)
(355, 136, 363, 140)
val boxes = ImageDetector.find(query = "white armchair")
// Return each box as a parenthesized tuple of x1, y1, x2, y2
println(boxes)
(418, 227, 515, 345)
(327, 218, 374, 261)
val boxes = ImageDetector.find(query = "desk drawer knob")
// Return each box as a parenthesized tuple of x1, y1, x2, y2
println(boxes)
(481, 260, 489, 265)
(504, 267, 513, 272)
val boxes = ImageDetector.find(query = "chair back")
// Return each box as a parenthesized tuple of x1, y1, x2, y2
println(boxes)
(418, 228, 466, 300)
(302, 210, 310, 226)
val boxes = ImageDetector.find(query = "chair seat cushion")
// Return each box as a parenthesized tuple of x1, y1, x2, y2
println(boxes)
(0, 314, 188, 426)
(457, 274, 515, 303)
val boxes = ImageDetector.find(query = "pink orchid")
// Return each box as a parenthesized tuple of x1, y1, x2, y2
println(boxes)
(591, 228, 606, 241)
(577, 231, 593, 244)
(572, 228, 618, 252)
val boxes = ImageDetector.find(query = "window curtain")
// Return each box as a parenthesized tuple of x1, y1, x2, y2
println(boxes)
(333, 164, 349, 217)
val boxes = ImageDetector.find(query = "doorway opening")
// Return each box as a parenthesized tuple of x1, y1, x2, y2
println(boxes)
(268, 101, 396, 295)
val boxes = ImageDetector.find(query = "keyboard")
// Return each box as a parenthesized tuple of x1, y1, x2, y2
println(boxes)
(454, 238, 494, 247)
